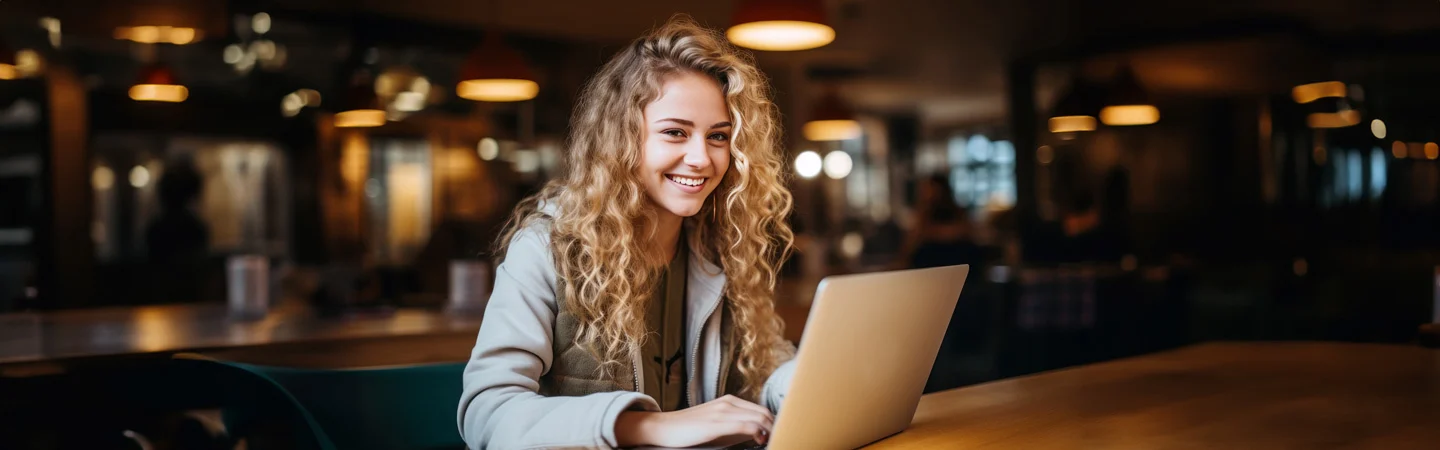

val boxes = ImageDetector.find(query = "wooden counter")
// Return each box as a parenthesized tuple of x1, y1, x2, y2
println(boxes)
(868, 342, 1440, 449)
(0, 293, 816, 371)
(0, 302, 482, 370)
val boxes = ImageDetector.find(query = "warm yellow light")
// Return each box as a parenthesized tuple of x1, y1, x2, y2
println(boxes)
(1427, 142, 1439, 160)
(1306, 110, 1361, 129)
(129, 84, 188, 102)
(394, 91, 427, 112)
(281, 93, 305, 117)
(803, 119, 861, 141)
(1036, 145, 1054, 165)
(443, 147, 478, 177)
(726, 21, 835, 51)
(1099, 105, 1159, 126)
(252, 13, 272, 35)
(15, 50, 43, 77)
(387, 163, 429, 250)
(340, 133, 368, 185)
(335, 109, 386, 128)
(823, 151, 852, 179)
(457, 79, 539, 102)
(477, 138, 500, 161)
(1370, 119, 1387, 139)
(92, 166, 115, 190)
(840, 232, 864, 259)
(129, 166, 151, 188)
(1048, 115, 1097, 133)
(133, 307, 179, 352)
(512, 149, 540, 173)
(39, 17, 62, 48)
(1392, 141, 1407, 159)
(1291, 81, 1346, 104)
(795, 151, 822, 178)
(0, 64, 15, 80)
(115, 26, 199, 45)
(296, 89, 322, 106)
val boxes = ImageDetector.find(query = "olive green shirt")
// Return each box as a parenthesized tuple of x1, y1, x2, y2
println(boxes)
(643, 243, 688, 411)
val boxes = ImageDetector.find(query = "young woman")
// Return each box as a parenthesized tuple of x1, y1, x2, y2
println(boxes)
(458, 17, 797, 449)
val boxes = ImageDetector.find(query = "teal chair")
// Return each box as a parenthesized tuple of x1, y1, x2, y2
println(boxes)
(172, 354, 467, 450)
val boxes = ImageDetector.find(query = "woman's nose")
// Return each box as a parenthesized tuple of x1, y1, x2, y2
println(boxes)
(683, 138, 711, 169)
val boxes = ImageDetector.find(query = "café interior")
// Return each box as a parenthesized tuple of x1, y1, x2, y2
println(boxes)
(1, 0, 1439, 448)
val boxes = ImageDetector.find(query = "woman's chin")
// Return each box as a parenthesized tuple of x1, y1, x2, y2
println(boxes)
(660, 202, 705, 218)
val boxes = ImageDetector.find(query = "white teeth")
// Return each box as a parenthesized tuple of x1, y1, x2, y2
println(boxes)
(669, 175, 704, 187)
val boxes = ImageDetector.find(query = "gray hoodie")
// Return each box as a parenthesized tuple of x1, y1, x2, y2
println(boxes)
(457, 219, 797, 449)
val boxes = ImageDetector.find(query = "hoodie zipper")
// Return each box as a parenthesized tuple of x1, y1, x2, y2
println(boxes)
(689, 299, 721, 407)
(631, 352, 641, 392)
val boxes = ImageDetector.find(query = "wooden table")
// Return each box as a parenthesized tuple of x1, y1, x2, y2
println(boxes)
(868, 342, 1440, 449)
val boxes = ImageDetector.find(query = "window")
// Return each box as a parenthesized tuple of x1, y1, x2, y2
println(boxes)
(946, 133, 1017, 215)
(90, 135, 290, 262)
(1369, 147, 1386, 201)
(1346, 150, 1363, 202)
(1319, 147, 1385, 207)
(181, 139, 289, 255)
(365, 138, 433, 264)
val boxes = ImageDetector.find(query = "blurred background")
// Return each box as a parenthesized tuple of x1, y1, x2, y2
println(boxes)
(1, 0, 1439, 448)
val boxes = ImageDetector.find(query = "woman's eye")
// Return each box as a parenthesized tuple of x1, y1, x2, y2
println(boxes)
(708, 132, 730, 142)
(663, 129, 687, 138)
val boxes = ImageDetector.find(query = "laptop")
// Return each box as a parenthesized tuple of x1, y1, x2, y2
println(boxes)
(646, 264, 970, 450)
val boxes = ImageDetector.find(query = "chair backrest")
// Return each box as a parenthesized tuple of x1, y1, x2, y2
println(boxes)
(219, 359, 467, 450)
(169, 355, 336, 450)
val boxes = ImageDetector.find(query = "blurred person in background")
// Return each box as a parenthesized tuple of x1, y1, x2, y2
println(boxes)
(459, 16, 798, 449)
(145, 155, 211, 302)
(1058, 167, 1128, 264)
(896, 174, 979, 269)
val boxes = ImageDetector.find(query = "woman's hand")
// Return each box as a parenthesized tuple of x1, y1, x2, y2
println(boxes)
(615, 395, 773, 448)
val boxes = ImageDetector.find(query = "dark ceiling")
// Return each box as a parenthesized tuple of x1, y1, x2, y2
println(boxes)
(1, 0, 1437, 133)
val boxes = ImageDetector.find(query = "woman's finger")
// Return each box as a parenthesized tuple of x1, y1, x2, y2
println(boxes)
(720, 411, 773, 433)
(721, 418, 769, 443)
(717, 396, 774, 421)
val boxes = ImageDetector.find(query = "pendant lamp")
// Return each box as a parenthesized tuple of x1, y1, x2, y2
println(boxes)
(0, 40, 16, 80)
(1305, 97, 1361, 129)
(129, 62, 188, 102)
(803, 88, 861, 141)
(1099, 64, 1159, 126)
(110, 0, 225, 45)
(1292, 81, 1345, 104)
(457, 31, 539, 102)
(336, 70, 385, 128)
(1049, 78, 1098, 133)
(727, 0, 834, 51)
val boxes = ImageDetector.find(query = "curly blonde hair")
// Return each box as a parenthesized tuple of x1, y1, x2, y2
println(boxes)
(496, 15, 794, 399)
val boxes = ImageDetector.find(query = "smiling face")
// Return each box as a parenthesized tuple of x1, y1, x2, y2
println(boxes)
(639, 70, 733, 221)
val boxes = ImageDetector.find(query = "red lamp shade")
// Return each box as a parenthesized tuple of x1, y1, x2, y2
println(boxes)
(732, 0, 828, 25)
(457, 31, 539, 102)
